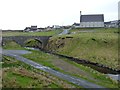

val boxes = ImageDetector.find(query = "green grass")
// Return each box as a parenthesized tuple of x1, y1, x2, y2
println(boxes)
(70, 28, 119, 33)
(2, 29, 63, 36)
(2, 28, 119, 88)
(2, 55, 76, 88)
(23, 49, 118, 88)
(3, 40, 25, 50)
(25, 39, 42, 48)
(46, 28, 119, 70)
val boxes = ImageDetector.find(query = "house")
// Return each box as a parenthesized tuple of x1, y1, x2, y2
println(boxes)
(80, 12, 104, 28)
(24, 25, 38, 32)
(72, 23, 80, 28)
(24, 27, 31, 32)
(118, 20, 120, 28)
(31, 25, 37, 31)
(53, 25, 61, 29)
(104, 20, 118, 28)
(37, 28, 45, 31)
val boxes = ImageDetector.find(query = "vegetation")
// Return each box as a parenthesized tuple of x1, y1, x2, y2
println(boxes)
(3, 40, 25, 50)
(2, 28, 119, 88)
(46, 28, 119, 70)
(25, 39, 42, 48)
(23, 49, 118, 88)
(70, 28, 119, 33)
(2, 55, 76, 88)
(2, 29, 63, 36)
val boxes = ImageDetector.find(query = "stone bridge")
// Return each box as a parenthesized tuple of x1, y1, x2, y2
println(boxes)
(2, 36, 52, 48)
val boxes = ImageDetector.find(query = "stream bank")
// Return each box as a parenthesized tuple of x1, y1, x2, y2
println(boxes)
(25, 47, 120, 81)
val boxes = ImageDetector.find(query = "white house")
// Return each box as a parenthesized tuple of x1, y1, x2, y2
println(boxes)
(80, 13, 104, 28)
(104, 20, 119, 28)
(53, 25, 61, 29)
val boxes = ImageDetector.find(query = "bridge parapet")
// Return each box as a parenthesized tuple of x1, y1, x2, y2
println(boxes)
(2, 36, 51, 49)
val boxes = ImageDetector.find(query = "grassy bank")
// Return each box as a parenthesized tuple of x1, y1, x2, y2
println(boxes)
(46, 28, 119, 70)
(2, 55, 76, 88)
(23, 49, 118, 88)
(70, 28, 119, 33)
(3, 40, 25, 50)
(2, 29, 63, 36)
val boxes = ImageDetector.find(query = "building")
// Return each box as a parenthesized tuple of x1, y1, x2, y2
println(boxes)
(24, 25, 38, 32)
(31, 25, 37, 30)
(72, 23, 80, 28)
(104, 20, 118, 28)
(53, 25, 61, 29)
(80, 12, 104, 28)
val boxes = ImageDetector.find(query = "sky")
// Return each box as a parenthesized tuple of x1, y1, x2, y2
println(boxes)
(0, 0, 119, 30)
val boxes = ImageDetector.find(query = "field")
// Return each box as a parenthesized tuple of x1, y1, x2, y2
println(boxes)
(2, 29, 63, 36)
(46, 28, 119, 70)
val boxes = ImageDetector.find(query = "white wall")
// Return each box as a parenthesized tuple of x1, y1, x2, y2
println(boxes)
(80, 22, 104, 28)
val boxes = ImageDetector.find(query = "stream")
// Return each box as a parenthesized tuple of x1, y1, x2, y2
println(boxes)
(25, 47, 120, 81)
(2, 49, 107, 89)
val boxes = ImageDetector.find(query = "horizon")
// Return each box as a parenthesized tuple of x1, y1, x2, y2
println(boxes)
(0, 0, 119, 30)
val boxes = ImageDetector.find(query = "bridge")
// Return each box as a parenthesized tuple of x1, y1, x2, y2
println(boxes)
(2, 36, 52, 49)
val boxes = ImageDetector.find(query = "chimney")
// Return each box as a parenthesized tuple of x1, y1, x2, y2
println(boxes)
(80, 11, 82, 23)
(80, 11, 82, 16)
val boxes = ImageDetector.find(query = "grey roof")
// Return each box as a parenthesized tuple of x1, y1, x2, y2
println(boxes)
(80, 14, 104, 22)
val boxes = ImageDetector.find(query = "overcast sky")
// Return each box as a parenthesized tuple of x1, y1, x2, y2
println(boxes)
(0, 0, 119, 30)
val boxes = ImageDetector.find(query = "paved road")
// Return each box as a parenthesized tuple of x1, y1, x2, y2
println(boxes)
(59, 29, 70, 35)
(2, 50, 108, 89)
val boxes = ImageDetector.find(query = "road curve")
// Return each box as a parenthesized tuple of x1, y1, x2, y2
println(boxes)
(2, 50, 108, 89)
(59, 29, 70, 35)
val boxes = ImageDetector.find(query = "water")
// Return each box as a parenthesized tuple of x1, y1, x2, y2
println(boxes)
(25, 47, 120, 81)
(2, 49, 106, 88)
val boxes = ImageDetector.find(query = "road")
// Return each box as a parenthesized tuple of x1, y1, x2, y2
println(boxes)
(59, 29, 70, 35)
(2, 50, 108, 89)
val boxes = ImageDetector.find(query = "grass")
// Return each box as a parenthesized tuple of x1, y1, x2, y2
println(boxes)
(70, 28, 119, 33)
(2, 28, 119, 88)
(2, 55, 76, 88)
(25, 39, 42, 48)
(3, 40, 25, 50)
(2, 29, 63, 36)
(46, 28, 119, 70)
(22, 49, 118, 88)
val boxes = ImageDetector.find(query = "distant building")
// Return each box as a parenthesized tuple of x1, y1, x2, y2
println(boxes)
(118, 20, 120, 28)
(104, 20, 118, 28)
(80, 11, 104, 28)
(53, 25, 61, 29)
(72, 23, 80, 28)
(24, 25, 38, 32)
(31, 25, 37, 31)
(24, 27, 31, 32)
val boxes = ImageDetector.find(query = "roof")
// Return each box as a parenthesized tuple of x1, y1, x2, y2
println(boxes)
(73, 23, 80, 26)
(80, 14, 104, 22)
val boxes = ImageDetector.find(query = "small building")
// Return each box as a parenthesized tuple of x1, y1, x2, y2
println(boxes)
(24, 25, 38, 32)
(104, 20, 118, 28)
(31, 25, 37, 31)
(72, 23, 80, 28)
(80, 12, 104, 28)
(53, 25, 61, 29)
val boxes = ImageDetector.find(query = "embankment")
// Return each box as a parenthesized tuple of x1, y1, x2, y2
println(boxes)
(45, 33, 119, 72)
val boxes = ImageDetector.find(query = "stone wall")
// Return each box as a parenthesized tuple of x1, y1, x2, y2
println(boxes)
(2, 36, 51, 49)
